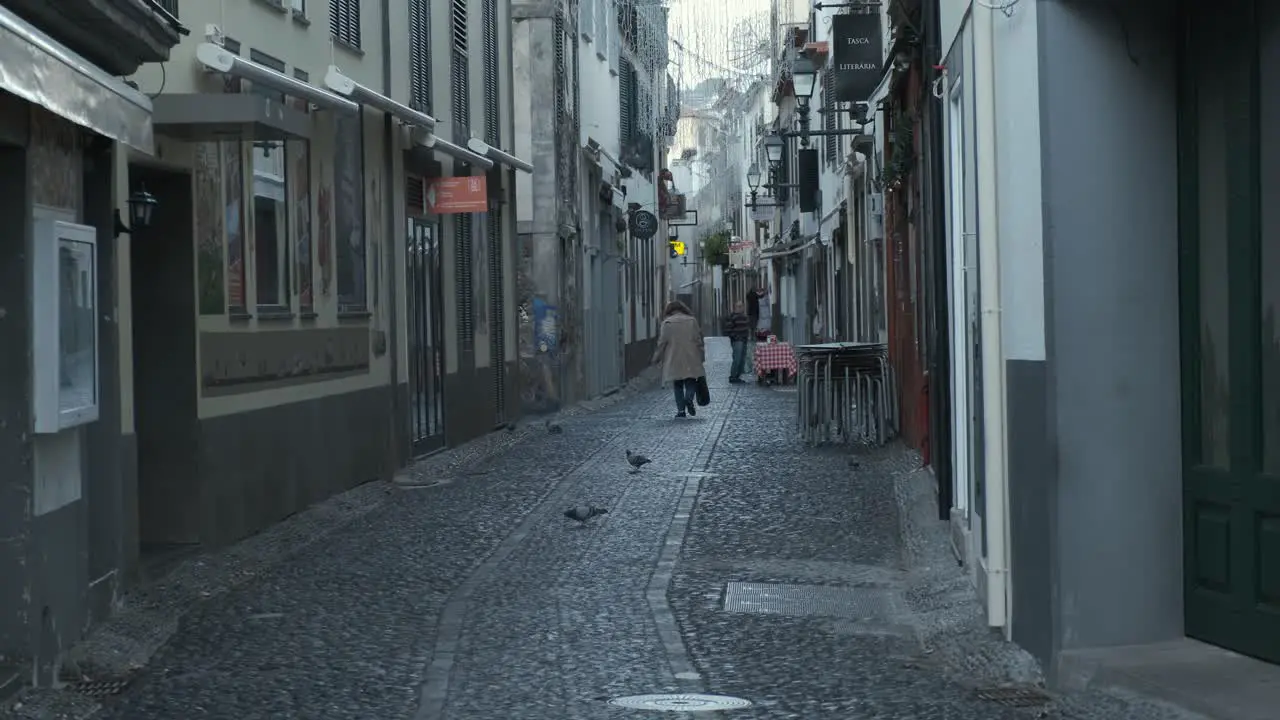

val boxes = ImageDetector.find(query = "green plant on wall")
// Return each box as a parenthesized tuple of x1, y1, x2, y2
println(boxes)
(702, 229, 731, 265)
(874, 108, 916, 192)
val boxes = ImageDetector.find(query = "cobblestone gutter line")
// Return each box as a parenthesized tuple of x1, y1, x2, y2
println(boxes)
(889, 453, 1210, 720)
(3, 368, 661, 718)
(646, 388, 738, 689)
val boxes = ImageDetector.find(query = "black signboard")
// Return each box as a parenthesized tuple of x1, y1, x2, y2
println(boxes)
(797, 149, 819, 213)
(629, 209, 659, 239)
(831, 14, 883, 103)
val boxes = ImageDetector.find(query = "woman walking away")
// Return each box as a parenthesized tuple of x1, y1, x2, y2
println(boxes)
(653, 300, 706, 418)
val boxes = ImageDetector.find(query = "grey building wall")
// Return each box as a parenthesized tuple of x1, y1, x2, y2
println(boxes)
(0, 97, 134, 686)
(513, 0, 580, 413)
(1036, 0, 1183, 678)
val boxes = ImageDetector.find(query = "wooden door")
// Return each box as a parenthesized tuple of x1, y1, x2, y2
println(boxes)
(1180, 0, 1280, 663)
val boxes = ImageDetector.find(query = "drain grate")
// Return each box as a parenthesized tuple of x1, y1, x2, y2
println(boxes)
(68, 678, 132, 698)
(974, 685, 1052, 707)
(609, 694, 753, 712)
(723, 582, 896, 620)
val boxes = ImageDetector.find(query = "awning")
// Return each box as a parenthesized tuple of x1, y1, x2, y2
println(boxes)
(759, 237, 817, 260)
(195, 43, 357, 115)
(411, 128, 493, 170)
(467, 138, 532, 173)
(0, 3, 154, 152)
(324, 65, 436, 129)
(153, 92, 313, 141)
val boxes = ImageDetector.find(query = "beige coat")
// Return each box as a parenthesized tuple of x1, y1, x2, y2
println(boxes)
(652, 313, 706, 383)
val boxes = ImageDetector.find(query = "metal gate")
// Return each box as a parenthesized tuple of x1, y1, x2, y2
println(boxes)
(407, 215, 446, 455)
(488, 206, 507, 425)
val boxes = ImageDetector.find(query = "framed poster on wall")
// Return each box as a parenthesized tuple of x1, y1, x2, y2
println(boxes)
(32, 218, 99, 433)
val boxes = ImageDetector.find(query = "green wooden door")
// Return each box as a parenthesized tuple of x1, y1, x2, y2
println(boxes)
(1180, 0, 1280, 663)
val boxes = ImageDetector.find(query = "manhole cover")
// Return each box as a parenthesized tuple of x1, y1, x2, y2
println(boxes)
(609, 693, 753, 711)
(723, 582, 896, 620)
(974, 685, 1052, 707)
(69, 678, 132, 698)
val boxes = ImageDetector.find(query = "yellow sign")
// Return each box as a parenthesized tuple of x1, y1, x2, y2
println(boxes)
(669, 240, 687, 257)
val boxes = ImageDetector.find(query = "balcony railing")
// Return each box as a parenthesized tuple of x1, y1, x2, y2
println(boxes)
(152, 0, 179, 17)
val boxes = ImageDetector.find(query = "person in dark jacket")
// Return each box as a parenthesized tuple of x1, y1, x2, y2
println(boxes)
(723, 301, 752, 383)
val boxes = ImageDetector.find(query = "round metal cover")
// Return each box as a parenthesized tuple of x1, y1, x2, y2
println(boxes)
(608, 693, 753, 712)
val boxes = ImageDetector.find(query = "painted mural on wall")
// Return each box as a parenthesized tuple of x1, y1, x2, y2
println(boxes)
(223, 141, 246, 311)
(516, 236, 556, 412)
(199, 327, 370, 396)
(195, 142, 225, 314)
(333, 112, 366, 311)
(29, 108, 80, 211)
(288, 138, 313, 312)
(317, 162, 334, 298)
(369, 173, 381, 312)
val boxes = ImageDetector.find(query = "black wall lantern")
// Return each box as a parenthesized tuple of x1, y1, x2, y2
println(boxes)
(114, 188, 159, 238)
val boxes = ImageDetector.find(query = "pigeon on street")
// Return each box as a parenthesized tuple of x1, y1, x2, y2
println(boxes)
(626, 450, 651, 473)
(545, 419, 563, 434)
(504, 422, 518, 432)
(564, 505, 608, 524)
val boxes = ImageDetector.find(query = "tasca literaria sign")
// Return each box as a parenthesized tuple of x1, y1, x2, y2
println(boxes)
(831, 14, 883, 103)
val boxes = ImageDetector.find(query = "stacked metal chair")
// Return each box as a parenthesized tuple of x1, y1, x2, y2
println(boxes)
(795, 342, 898, 447)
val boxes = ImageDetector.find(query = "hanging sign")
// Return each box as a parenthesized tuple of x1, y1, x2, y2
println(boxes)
(831, 14, 884, 103)
(629, 209, 659, 239)
(426, 176, 488, 214)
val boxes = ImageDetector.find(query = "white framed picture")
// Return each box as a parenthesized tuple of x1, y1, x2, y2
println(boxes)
(32, 218, 100, 433)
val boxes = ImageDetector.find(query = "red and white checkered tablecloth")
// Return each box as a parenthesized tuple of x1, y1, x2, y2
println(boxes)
(754, 341, 798, 378)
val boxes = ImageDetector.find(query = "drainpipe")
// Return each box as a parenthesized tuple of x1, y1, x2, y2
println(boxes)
(381, 0, 401, 470)
(972, 0, 1011, 632)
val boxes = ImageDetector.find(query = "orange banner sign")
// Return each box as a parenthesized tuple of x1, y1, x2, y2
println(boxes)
(426, 176, 488, 214)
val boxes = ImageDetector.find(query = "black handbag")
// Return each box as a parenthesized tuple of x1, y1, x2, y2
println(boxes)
(695, 376, 711, 406)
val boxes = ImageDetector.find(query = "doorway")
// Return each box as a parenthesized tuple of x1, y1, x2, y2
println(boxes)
(407, 215, 446, 455)
(128, 164, 199, 577)
(1179, 0, 1280, 664)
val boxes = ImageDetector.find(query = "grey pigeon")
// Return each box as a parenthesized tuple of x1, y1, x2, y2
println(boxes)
(564, 505, 608, 524)
(504, 421, 518, 432)
(626, 450, 651, 473)
(545, 419, 563, 434)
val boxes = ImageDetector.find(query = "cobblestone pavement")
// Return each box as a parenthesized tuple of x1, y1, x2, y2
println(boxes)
(4, 339, 1208, 719)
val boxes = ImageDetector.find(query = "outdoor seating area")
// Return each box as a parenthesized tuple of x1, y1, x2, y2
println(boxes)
(796, 342, 897, 446)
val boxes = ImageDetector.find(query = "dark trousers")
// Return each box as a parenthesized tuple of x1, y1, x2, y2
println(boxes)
(672, 378, 697, 411)
(730, 339, 747, 379)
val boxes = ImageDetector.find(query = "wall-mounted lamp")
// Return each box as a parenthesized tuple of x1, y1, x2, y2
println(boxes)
(791, 56, 818, 147)
(763, 133, 784, 170)
(114, 188, 158, 238)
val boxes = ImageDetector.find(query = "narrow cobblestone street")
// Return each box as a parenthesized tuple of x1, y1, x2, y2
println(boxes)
(5, 339, 1207, 720)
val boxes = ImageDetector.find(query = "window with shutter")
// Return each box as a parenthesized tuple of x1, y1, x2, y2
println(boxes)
(329, 0, 361, 49)
(409, 0, 431, 113)
(483, 0, 499, 145)
(553, 14, 565, 125)
(406, 174, 427, 215)
(619, 57, 633, 144)
(823, 69, 837, 165)
(451, 0, 469, 142)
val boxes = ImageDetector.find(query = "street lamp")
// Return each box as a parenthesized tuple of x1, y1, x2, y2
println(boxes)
(746, 162, 761, 192)
(791, 55, 818, 146)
